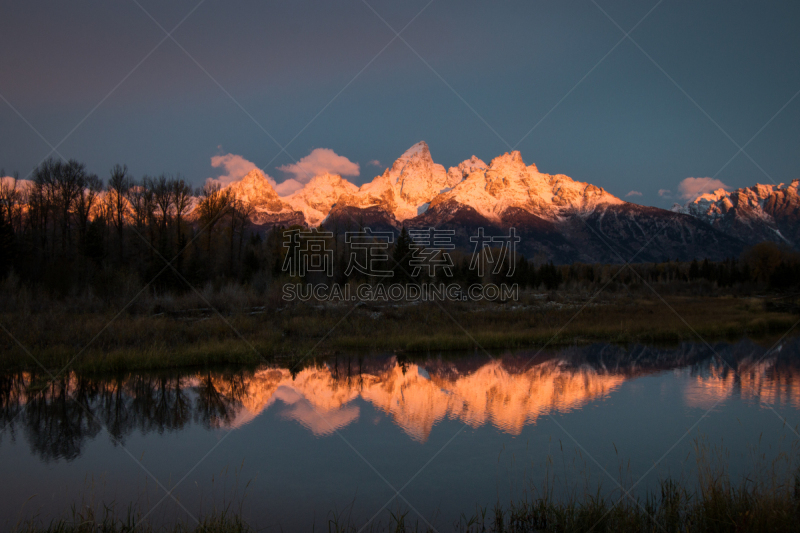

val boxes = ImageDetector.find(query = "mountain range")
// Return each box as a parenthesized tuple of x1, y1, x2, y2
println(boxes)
(219, 141, 799, 263)
(672, 181, 800, 248)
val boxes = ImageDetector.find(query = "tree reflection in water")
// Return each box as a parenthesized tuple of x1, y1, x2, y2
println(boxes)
(1, 338, 799, 462)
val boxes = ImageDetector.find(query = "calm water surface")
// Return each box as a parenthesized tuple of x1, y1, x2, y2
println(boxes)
(1, 339, 800, 530)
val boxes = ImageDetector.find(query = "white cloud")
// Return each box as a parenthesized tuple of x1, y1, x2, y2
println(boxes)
(368, 159, 382, 168)
(209, 153, 257, 186)
(625, 190, 642, 197)
(275, 178, 304, 196)
(277, 148, 359, 183)
(207, 152, 299, 196)
(658, 189, 672, 198)
(678, 177, 730, 201)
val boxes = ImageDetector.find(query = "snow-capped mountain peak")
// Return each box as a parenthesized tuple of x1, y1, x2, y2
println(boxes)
(226, 168, 286, 211)
(488, 150, 527, 172)
(427, 150, 623, 222)
(286, 173, 358, 226)
(446, 155, 487, 187)
(397, 140, 430, 161)
(674, 179, 800, 246)
(269, 143, 628, 226)
(333, 141, 452, 222)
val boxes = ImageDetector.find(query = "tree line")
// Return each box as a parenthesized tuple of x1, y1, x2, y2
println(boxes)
(0, 158, 253, 297)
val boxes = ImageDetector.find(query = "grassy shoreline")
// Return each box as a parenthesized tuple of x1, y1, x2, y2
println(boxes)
(13, 474, 800, 532)
(0, 292, 797, 374)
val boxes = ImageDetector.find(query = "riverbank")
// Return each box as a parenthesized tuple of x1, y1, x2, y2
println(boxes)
(0, 292, 797, 373)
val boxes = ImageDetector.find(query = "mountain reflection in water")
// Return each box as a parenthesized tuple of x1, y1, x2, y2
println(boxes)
(1, 338, 799, 462)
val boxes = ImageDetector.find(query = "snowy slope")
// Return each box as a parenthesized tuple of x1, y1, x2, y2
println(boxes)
(674, 180, 800, 245)
(337, 141, 462, 221)
(226, 169, 288, 212)
(285, 173, 358, 226)
(224, 168, 305, 226)
(428, 150, 625, 223)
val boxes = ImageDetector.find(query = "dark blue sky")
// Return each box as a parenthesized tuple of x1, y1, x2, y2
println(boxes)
(2, 0, 799, 206)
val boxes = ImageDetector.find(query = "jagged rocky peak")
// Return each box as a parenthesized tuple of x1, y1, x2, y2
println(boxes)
(488, 150, 528, 174)
(447, 155, 487, 183)
(674, 179, 800, 246)
(396, 140, 431, 163)
(425, 147, 626, 223)
(480, 151, 536, 200)
(383, 141, 450, 210)
(226, 168, 285, 211)
(682, 180, 800, 219)
(285, 172, 359, 227)
(288, 173, 357, 212)
(301, 172, 358, 194)
(695, 188, 731, 203)
(382, 141, 435, 180)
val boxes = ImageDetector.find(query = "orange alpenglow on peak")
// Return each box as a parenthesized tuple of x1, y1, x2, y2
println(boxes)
(225, 168, 286, 212)
(214, 141, 624, 227)
(187, 141, 792, 262)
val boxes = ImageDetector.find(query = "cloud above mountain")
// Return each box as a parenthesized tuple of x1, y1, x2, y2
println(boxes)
(208, 152, 301, 196)
(625, 190, 642, 197)
(678, 177, 730, 201)
(277, 148, 359, 183)
(210, 153, 258, 186)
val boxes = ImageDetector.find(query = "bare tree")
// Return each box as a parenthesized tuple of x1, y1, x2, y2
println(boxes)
(128, 181, 149, 230)
(151, 174, 174, 238)
(107, 164, 131, 263)
(31, 158, 59, 255)
(0, 170, 19, 273)
(197, 181, 231, 254)
(54, 159, 86, 252)
(0, 171, 25, 234)
(128, 178, 156, 254)
(171, 175, 193, 245)
(228, 195, 253, 272)
(75, 174, 103, 246)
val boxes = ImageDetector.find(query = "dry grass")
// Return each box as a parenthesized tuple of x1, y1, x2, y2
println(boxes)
(0, 287, 796, 373)
(13, 507, 251, 533)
